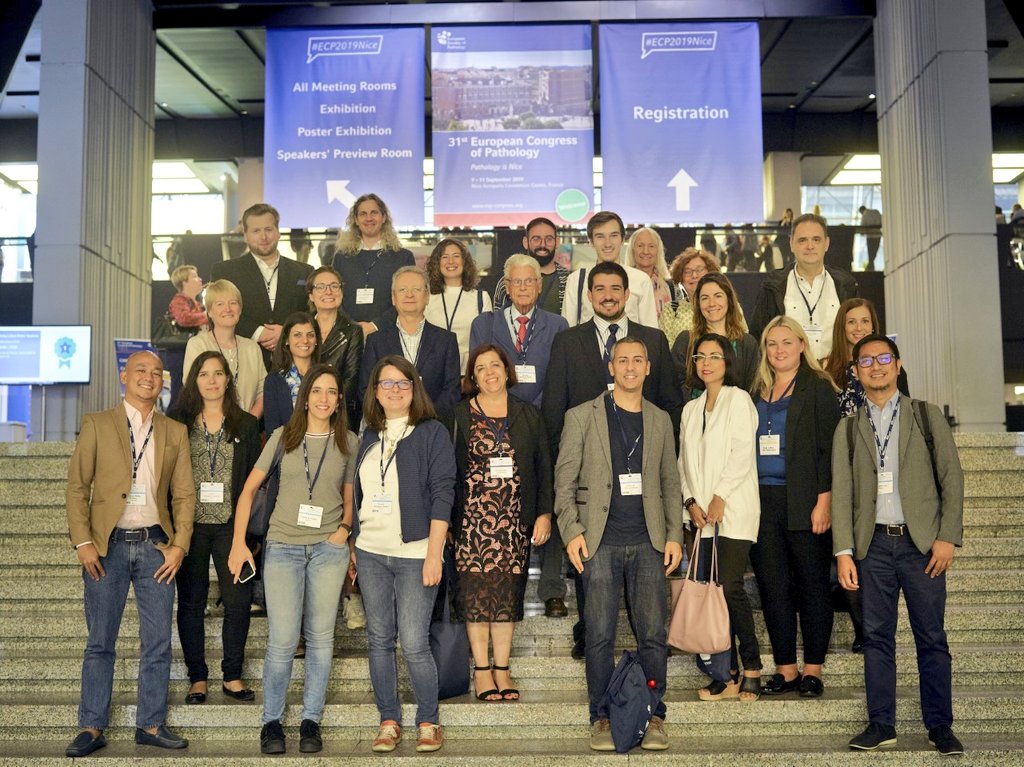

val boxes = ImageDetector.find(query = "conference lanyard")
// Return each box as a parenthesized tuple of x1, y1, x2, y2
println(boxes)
(440, 289, 465, 333)
(472, 397, 509, 454)
(399, 324, 423, 366)
(213, 337, 240, 386)
(127, 417, 154, 481)
(765, 375, 797, 435)
(609, 395, 642, 474)
(362, 249, 384, 287)
(868, 398, 900, 470)
(797, 274, 826, 323)
(200, 413, 223, 475)
(507, 308, 538, 362)
(262, 264, 279, 297)
(302, 435, 330, 501)
(379, 424, 410, 484)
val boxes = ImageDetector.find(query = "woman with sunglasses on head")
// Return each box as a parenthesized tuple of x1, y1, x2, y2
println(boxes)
(445, 343, 552, 702)
(307, 266, 363, 431)
(677, 333, 762, 702)
(263, 311, 322, 436)
(169, 351, 261, 706)
(824, 298, 910, 417)
(228, 365, 358, 755)
(749, 316, 840, 699)
(670, 272, 759, 396)
(351, 355, 456, 754)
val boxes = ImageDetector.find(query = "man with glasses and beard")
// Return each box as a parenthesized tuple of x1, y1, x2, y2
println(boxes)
(493, 217, 569, 315)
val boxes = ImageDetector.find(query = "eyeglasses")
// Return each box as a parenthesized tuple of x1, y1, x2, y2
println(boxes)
(692, 353, 726, 363)
(683, 267, 709, 278)
(529, 235, 556, 245)
(856, 353, 896, 368)
(395, 286, 425, 295)
(377, 379, 413, 391)
(507, 278, 538, 287)
(311, 282, 342, 293)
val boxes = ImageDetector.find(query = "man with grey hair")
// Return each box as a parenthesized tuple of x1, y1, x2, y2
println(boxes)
(358, 266, 461, 412)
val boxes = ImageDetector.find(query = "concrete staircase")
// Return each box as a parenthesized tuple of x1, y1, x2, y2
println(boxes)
(1, 434, 1023, 764)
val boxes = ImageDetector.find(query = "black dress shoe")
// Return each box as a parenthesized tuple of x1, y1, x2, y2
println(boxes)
(66, 731, 107, 757)
(135, 725, 188, 749)
(544, 597, 568, 618)
(761, 673, 802, 695)
(222, 684, 256, 701)
(185, 688, 207, 704)
(261, 720, 286, 754)
(299, 718, 323, 753)
(851, 637, 864, 653)
(799, 675, 824, 698)
(571, 639, 586, 660)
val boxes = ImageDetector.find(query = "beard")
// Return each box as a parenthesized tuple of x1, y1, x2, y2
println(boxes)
(528, 246, 555, 267)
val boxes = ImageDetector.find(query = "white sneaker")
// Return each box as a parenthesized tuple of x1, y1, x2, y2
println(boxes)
(346, 594, 366, 629)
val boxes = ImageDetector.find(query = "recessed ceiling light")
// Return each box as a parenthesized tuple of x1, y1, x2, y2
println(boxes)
(868, 93, 876, 99)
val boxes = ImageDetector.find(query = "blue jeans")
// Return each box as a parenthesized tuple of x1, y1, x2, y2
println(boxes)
(262, 538, 348, 724)
(858, 527, 953, 730)
(579, 542, 667, 723)
(79, 529, 175, 730)
(356, 548, 440, 725)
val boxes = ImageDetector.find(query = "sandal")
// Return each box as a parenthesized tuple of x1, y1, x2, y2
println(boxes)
(739, 673, 761, 702)
(493, 665, 519, 701)
(473, 665, 501, 702)
(698, 672, 739, 701)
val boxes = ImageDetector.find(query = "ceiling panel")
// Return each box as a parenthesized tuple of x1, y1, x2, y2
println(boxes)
(155, 46, 237, 118)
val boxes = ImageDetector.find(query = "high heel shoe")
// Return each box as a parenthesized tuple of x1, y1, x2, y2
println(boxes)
(493, 665, 519, 701)
(473, 665, 501, 702)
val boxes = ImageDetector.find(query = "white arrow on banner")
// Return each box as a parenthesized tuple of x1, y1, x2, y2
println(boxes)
(667, 169, 698, 212)
(326, 180, 358, 209)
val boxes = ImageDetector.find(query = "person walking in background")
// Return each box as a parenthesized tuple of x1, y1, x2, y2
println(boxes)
(858, 206, 882, 271)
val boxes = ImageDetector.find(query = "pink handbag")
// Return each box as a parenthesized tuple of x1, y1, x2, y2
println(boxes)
(667, 525, 731, 654)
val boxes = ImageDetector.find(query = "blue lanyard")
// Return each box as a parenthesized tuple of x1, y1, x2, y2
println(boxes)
(302, 435, 330, 501)
(379, 425, 410, 484)
(472, 398, 509, 455)
(765, 375, 797, 435)
(507, 308, 538, 363)
(608, 394, 642, 473)
(868, 399, 900, 470)
(127, 417, 154, 481)
(200, 413, 223, 475)
(440, 289, 465, 333)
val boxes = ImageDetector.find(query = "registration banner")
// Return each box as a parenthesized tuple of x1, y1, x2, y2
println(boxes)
(599, 23, 763, 224)
(264, 27, 425, 227)
(431, 24, 594, 226)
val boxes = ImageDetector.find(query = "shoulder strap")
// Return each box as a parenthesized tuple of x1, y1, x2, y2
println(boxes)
(576, 269, 585, 325)
(477, 288, 484, 314)
(912, 399, 942, 499)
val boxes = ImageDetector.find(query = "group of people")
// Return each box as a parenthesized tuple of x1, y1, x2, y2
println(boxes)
(64, 200, 965, 759)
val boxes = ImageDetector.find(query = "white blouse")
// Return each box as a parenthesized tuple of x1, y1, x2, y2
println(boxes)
(425, 286, 492, 374)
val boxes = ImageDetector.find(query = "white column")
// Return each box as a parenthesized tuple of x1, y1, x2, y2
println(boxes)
(32, 0, 155, 439)
(875, 0, 1004, 431)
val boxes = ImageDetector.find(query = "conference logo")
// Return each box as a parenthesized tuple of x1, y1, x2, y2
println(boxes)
(435, 29, 468, 51)
(306, 34, 384, 63)
(640, 31, 717, 59)
(55, 337, 76, 368)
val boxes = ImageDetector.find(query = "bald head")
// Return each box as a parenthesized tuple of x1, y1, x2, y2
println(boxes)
(120, 351, 164, 411)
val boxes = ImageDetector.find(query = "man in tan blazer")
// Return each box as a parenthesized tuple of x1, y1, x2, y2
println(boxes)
(65, 351, 195, 757)
(554, 336, 683, 753)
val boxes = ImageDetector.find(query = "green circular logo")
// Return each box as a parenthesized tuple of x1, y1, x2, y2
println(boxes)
(555, 188, 590, 223)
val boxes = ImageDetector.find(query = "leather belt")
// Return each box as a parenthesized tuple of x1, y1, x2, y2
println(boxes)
(110, 525, 164, 543)
(875, 523, 906, 537)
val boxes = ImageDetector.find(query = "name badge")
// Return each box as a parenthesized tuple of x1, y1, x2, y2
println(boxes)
(803, 326, 824, 348)
(514, 364, 537, 383)
(619, 473, 642, 496)
(877, 471, 894, 495)
(371, 493, 393, 514)
(759, 434, 781, 456)
(489, 456, 514, 479)
(356, 287, 374, 305)
(126, 484, 147, 506)
(607, 383, 615, 391)
(297, 503, 324, 528)
(200, 482, 224, 503)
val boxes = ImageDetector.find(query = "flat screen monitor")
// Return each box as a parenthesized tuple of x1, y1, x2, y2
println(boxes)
(0, 325, 92, 385)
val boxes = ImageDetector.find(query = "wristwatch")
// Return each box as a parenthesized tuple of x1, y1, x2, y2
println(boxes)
(683, 497, 697, 511)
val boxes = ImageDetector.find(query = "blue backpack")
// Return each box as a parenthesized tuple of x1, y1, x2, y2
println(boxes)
(599, 650, 660, 752)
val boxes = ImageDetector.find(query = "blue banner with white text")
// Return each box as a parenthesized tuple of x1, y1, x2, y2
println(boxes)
(264, 27, 425, 227)
(599, 23, 763, 224)
(431, 24, 594, 226)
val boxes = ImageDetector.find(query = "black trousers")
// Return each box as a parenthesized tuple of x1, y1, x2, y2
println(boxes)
(696, 531, 762, 672)
(176, 522, 253, 683)
(749, 484, 834, 666)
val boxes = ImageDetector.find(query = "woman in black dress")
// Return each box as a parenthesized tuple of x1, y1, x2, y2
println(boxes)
(447, 344, 553, 701)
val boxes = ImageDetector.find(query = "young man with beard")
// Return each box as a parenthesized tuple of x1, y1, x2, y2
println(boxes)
(493, 217, 569, 315)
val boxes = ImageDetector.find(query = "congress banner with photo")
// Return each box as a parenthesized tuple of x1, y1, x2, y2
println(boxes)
(264, 27, 425, 228)
(431, 24, 594, 226)
(599, 23, 763, 224)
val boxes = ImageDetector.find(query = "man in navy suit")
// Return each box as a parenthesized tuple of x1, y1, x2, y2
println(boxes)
(358, 266, 461, 413)
(469, 254, 568, 408)
(210, 203, 314, 369)
(541, 260, 683, 647)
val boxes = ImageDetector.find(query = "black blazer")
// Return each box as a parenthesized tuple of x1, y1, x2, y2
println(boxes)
(319, 312, 364, 432)
(443, 394, 553, 538)
(210, 254, 314, 346)
(358, 320, 462, 413)
(541, 319, 683, 455)
(765, 365, 841, 531)
(262, 371, 294, 436)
